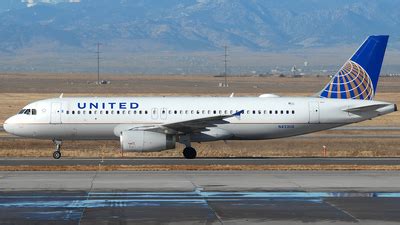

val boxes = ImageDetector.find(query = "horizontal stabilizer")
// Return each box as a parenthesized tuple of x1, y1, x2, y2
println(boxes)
(343, 104, 391, 113)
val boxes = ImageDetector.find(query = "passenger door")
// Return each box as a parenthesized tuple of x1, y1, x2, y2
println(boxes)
(308, 102, 320, 124)
(50, 102, 62, 124)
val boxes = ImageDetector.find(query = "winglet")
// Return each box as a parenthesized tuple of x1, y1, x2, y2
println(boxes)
(233, 110, 244, 116)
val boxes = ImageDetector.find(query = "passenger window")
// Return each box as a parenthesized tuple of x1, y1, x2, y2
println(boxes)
(66, 111, 69, 114)
(269, 110, 272, 114)
(117, 111, 120, 115)
(253, 110, 256, 114)
(110, 110, 114, 114)
(174, 110, 177, 114)
(275, 110, 278, 114)
(77, 111, 80, 115)
(197, 110, 200, 114)
(89, 111, 92, 115)
(292, 110, 295, 114)
(286, 110, 289, 114)
(213, 110, 217, 114)
(280, 110, 284, 114)
(145, 110, 148, 114)
(258, 110, 262, 114)
(72, 111, 75, 115)
(32, 109, 37, 115)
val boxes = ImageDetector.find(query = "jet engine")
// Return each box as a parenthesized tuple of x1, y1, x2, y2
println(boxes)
(120, 130, 176, 152)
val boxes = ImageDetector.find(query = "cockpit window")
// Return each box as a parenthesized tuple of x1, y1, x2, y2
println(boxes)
(18, 108, 37, 115)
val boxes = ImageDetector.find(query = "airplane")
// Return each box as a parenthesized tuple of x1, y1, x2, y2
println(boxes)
(3, 35, 397, 159)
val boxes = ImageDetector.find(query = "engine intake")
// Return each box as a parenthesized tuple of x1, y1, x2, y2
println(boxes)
(120, 130, 176, 152)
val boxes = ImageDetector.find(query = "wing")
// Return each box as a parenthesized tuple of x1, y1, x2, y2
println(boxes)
(129, 110, 244, 134)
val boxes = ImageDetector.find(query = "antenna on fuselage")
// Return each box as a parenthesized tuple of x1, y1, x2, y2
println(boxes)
(59, 93, 64, 98)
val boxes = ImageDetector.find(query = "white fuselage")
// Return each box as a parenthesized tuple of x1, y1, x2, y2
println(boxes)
(3, 96, 396, 142)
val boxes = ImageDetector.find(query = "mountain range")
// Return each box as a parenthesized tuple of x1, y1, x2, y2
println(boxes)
(0, 0, 399, 73)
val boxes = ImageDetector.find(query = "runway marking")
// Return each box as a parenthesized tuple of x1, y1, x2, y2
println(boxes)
(77, 168, 99, 225)
(325, 200, 359, 222)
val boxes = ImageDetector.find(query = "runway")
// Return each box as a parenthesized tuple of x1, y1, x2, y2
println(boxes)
(1, 171, 400, 224)
(1, 157, 400, 166)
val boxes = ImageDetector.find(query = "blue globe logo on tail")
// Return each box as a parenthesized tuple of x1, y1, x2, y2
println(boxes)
(320, 60, 374, 100)
(319, 35, 389, 100)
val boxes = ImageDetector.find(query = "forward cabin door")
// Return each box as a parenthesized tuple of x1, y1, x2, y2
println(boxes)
(308, 102, 320, 124)
(50, 102, 62, 124)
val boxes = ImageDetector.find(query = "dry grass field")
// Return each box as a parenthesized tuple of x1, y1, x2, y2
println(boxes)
(0, 73, 399, 158)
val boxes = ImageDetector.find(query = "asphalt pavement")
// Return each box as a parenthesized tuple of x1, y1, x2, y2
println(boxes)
(1, 157, 400, 166)
(1, 171, 400, 224)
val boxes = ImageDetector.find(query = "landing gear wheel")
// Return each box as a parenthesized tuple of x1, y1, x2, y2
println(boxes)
(52, 139, 62, 159)
(183, 147, 197, 159)
(53, 151, 61, 159)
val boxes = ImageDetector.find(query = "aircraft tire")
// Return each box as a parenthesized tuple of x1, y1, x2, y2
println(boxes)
(183, 147, 197, 159)
(53, 151, 61, 159)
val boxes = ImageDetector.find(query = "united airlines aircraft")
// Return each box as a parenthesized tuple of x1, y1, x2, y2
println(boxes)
(4, 35, 397, 159)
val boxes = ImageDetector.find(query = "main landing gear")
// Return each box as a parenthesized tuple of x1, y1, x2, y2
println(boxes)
(183, 147, 197, 159)
(52, 140, 62, 159)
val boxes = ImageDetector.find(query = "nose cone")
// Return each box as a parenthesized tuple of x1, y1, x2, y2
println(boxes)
(3, 116, 15, 135)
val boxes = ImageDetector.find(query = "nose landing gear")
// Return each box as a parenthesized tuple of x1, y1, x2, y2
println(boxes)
(52, 140, 62, 159)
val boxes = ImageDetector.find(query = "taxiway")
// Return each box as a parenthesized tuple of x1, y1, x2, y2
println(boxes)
(1, 171, 400, 224)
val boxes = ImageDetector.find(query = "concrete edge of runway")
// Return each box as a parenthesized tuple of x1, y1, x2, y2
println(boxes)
(1, 170, 400, 192)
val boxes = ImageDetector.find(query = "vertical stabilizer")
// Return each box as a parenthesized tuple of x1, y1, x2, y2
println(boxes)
(319, 35, 389, 100)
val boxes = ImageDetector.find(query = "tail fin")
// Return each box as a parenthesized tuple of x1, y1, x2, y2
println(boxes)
(319, 35, 389, 100)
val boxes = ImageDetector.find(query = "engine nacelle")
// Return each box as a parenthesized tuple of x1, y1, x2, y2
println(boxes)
(120, 130, 176, 152)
